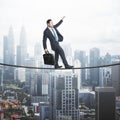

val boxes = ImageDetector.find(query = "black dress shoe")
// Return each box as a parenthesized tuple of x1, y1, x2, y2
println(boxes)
(65, 65, 73, 69)
(55, 65, 62, 69)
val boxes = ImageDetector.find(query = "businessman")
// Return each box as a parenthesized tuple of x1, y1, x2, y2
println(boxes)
(43, 16, 73, 69)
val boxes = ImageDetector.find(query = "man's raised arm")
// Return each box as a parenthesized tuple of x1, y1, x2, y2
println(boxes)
(54, 16, 65, 28)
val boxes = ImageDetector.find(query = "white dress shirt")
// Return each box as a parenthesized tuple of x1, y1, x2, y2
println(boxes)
(48, 27, 58, 41)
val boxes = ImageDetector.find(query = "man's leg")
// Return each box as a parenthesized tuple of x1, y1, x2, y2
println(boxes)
(57, 45, 73, 68)
(54, 50, 62, 68)
(55, 50, 59, 66)
(56, 46, 68, 66)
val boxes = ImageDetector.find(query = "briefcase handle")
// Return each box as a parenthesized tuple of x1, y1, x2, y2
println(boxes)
(45, 50, 49, 54)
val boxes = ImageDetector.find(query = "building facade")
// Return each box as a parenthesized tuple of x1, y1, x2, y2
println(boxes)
(89, 48, 100, 88)
(49, 71, 80, 120)
(74, 50, 87, 86)
(111, 65, 120, 96)
(0, 68, 3, 91)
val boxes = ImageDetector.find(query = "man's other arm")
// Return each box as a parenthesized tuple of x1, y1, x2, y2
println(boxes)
(43, 32, 48, 53)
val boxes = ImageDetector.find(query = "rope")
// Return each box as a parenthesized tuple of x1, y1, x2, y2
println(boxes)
(0, 62, 120, 70)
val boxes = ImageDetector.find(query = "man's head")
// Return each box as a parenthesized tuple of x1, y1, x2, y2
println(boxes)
(46, 19, 53, 27)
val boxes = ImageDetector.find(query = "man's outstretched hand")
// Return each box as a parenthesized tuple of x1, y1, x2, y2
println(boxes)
(62, 16, 65, 21)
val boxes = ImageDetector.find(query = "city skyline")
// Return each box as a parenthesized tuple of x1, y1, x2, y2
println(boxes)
(1, 26, 120, 63)
(0, 0, 120, 58)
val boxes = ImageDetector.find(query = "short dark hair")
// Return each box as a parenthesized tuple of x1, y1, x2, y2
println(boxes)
(46, 19, 52, 24)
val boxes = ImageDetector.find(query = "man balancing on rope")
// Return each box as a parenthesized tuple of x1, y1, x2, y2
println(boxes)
(43, 16, 73, 69)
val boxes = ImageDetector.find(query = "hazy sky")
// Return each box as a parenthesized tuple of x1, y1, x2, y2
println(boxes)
(0, 0, 120, 57)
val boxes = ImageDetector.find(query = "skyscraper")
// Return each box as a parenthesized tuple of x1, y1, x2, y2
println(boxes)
(3, 26, 15, 79)
(30, 71, 49, 103)
(104, 52, 112, 64)
(89, 48, 100, 87)
(34, 43, 42, 57)
(3, 36, 9, 64)
(17, 26, 27, 66)
(74, 50, 87, 86)
(31, 72, 49, 96)
(49, 71, 80, 120)
(16, 45, 21, 65)
(111, 65, 120, 96)
(62, 43, 72, 57)
(34, 43, 42, 68)
(0, 68, 3, 91)
(95, 87, 115, 120)
(25, 57, 35, 94)
(79, 51, 86, 80)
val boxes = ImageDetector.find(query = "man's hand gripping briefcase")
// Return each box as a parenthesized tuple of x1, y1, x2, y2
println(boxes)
(43, 53, 55, 65)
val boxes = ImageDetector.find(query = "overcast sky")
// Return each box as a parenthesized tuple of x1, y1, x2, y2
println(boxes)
(0, 0, 120, 57)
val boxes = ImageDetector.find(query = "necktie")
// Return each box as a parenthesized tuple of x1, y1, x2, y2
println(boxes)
(51, 28, 58, 41)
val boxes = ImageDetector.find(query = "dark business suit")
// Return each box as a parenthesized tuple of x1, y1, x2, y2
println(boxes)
(43, 20, 68, 67)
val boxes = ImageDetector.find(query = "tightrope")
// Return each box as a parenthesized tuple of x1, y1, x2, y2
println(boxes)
(0, 62, 120, 70)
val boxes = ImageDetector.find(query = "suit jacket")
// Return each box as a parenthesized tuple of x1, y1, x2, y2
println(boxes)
(43, 20, 63, 50)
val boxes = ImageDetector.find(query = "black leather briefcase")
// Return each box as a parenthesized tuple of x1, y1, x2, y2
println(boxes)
(43, 53, 55, 65)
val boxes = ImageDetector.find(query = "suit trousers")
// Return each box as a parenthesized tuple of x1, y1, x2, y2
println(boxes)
(54, 45, 68, 66)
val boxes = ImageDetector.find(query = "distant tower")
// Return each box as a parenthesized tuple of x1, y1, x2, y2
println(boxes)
(34, 43, 42, 57)
(17, 26, 27, 65)
(30, 71, 49, 103)
(104, 53, 112, 64)
(74, 50, 86, 86)
(79, 51, 86, 82)
(3, 26, 15, 64)
(31, 72, 49, 96)
(89, 48, 100, 88)
(3, 26, 15, 79)
(111, 65, 120, 96)
(16, 45, 21, 65)
(8, 27, 15, 65)
(3, 36, 9, 64)
(0, 68, 3, 91)
(62, 43, 72, 57)
(74, 59, 81, 89)
(34, 43, 42, 67)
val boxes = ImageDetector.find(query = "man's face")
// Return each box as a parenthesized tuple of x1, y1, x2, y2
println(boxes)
(48, 20, 53, 27)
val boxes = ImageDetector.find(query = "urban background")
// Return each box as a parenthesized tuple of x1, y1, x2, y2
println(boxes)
(0, 0, 120, 119)
(0, 26, 120, 120)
